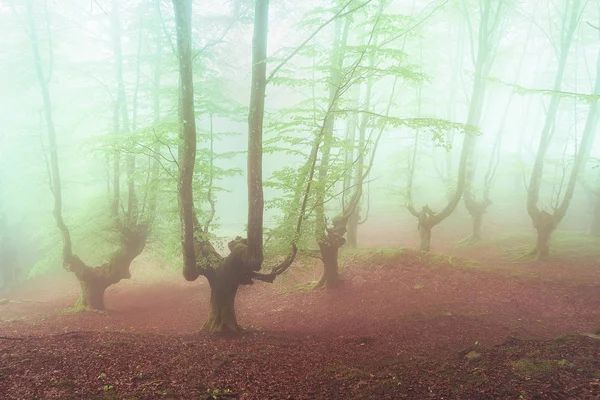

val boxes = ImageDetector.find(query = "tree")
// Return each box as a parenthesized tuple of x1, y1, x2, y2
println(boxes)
(459, 0, 510, 243)
(174, 0, 289, 332)
(23, 0, 150, 310)
(525, 0, 591, 259)
(173, 0, 370, 330)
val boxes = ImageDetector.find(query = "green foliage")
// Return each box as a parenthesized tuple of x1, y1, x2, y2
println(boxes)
(488, 78, 600, 102)
(29, 198, 120, 277)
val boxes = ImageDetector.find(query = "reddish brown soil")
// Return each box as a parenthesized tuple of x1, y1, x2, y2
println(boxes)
(0, 249, 599, 399)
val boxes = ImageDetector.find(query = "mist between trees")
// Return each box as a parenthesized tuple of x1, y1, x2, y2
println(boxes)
(0, 0, 599, 331)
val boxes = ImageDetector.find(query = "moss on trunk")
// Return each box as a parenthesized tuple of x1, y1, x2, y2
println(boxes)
(76, 279, 108, 311)
(202, 279, 240, 333)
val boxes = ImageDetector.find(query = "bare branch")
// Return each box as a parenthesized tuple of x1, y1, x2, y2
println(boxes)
(266, 0, 373, 84)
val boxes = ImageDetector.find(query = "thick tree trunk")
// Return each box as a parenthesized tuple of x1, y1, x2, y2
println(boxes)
(471, 211, 483, 242)
(76, 279, 108, 311)
(202, 279, 240, 333)
(461, 194, 489, 244)
(529, 212, 556, 260)
(532, 227, 554, 260)
(314, 242, 339, 289)
(418, 224, 432, 252)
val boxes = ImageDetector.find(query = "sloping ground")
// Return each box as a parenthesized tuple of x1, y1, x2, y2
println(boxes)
(0, 249, 599, 399)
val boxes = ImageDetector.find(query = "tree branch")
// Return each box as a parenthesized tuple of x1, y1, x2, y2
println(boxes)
(265, 0, 373, 84)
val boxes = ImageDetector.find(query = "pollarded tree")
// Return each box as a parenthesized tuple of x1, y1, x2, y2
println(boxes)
(173, 0, 373, 331)
(268, 1, 477, 280)
(404, 96, 479, 252)
(173, 0, 293, 332)
(22, 0, 158, 310)
(459, 0, 511, 242)
(525, 0, 593, 259)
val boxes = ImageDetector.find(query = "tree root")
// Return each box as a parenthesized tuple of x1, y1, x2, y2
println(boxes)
(313, 277, 342, 290)
(62, 304, 108, 315)
(516, 247, 548, 261)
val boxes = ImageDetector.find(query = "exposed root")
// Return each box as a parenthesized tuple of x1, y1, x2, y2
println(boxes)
(313, 277, 342, 290)
(516, 247, 548, 262)
(62, 304, 108, 315)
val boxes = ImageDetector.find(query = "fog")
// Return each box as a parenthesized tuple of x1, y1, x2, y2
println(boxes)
(2, 0, 600, 398)
(2, 0, 598, 279)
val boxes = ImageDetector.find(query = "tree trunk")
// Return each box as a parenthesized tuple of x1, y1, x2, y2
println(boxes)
(590, 196, 600, 236)
(471, 211, 483, 242)
(346, 211, 358, 248)
(246, 0, 270, 270)
(532, 227, 554, 260)
(314, 242, 339, 289)
(530, 212, 556, 260)
(173, 0, 198, 278)
(418, 224, 432, 252)
(76, 279, 108, 311)
(202, 279, 240, 333)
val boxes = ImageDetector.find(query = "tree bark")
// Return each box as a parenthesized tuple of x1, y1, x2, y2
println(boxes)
(530, 212, 556, 259)
(173, 0, 198, 280)
(528, 1, 597, 256)
(462, 2, 508, 239)
(77, 279, 108, 311)
(471, 211, 483, 242)
(527, 0, 582, 230)
(246, 0, 269, 271)
(314, 242, 340, 289)
(346, 211, 359, 248)
(418, 224, 432, 252)
(202, 278, 240, 333)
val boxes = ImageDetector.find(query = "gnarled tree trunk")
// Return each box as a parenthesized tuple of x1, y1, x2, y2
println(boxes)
(418, 223, 432, 252)
(68, 224, 148, 311)
(529, 211, 556, 260)
(314, 241, 340, 289)
(203, 276, 240, 333)
(77, 279, 109, 311)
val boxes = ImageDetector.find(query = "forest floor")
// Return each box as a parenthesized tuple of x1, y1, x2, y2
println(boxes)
(0, 231, 600, 399)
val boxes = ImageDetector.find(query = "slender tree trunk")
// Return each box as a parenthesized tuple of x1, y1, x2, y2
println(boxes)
(246, 0, 269, 270)
(111, 100, 121, 217)
(527, 0, 582, 253)
(529, 3, 597, 256)
(344, 87, 359, 248)
(111, 0, 137, 220)
(173, 0, 198, 280)
(315, 16, 348, 236)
